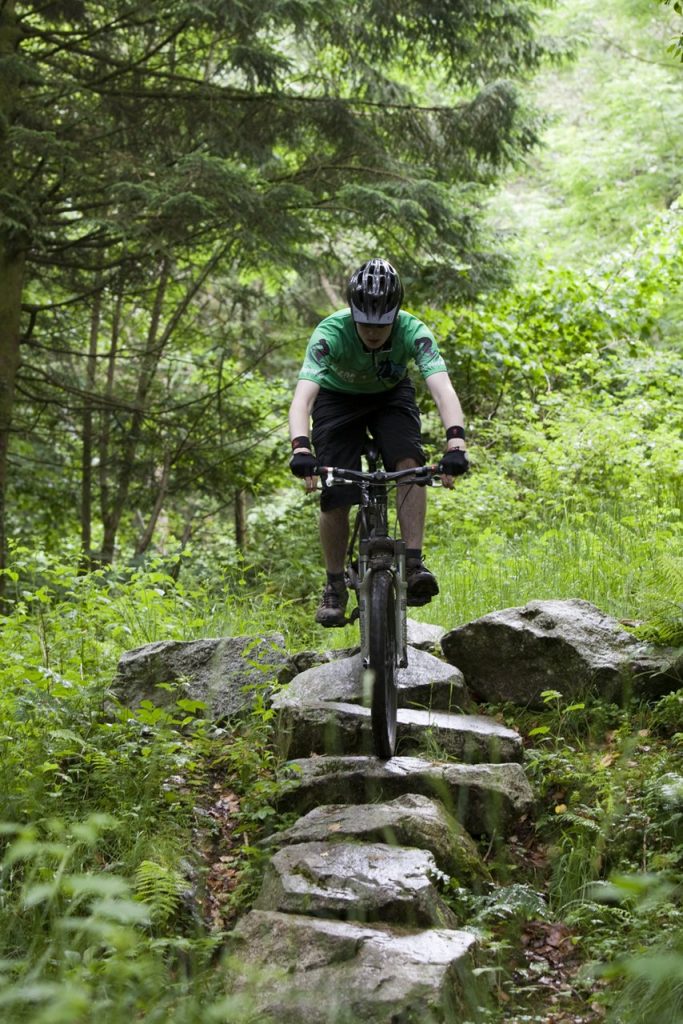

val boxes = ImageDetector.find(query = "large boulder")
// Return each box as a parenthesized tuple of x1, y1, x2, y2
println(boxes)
(290, 646, 359, 674)
(254, 841, 457, 928)
(406, 618, 447, 653)
(441, 599, 683, 707)
(289, 619, 445, 674)
(112, 634, 295, 718)
(227, 910, 486, 1024)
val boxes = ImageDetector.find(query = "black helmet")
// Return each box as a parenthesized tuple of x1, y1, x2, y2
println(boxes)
(347, 258, 403, 326)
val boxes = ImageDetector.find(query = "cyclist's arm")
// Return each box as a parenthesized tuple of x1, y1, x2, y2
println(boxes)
(425, 372, 466, 449)
(288, 379, 320, 449)
(425, 371, 468, 490)
(288, 379, 320, 492)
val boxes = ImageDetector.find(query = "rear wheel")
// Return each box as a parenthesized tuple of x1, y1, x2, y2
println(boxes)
(368, 569, 398, 759)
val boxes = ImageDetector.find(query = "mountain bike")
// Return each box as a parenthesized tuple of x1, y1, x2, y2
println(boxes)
(317, 442, 440, 760)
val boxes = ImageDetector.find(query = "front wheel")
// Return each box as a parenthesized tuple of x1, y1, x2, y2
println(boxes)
(368, 569, 398, 759)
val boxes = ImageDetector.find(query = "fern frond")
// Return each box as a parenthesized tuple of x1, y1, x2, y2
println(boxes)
(133, 860, 185, 925)
(635, 555, 683, 646)
(561, 812, 602, 833)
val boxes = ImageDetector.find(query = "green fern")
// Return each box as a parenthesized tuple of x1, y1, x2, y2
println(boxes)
(133, 860, 185, 925)
(560, 811, 603, 833)
(86, 750, 115, 775)
(635, 555, 683, 647)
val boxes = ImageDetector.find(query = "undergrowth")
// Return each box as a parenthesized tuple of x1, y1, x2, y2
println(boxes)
(456, 688, 683, 1023)
(0, 560, 291, 1022)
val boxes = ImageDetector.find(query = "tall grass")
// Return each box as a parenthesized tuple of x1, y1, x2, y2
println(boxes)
(311, 492, 682, 650)
(425, 502, 680, 628)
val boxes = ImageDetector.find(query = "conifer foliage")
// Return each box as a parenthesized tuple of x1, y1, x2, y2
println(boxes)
(0, 0, 550, 565)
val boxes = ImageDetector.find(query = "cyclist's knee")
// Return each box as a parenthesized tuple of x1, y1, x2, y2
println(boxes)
(320, 505, 350, 523)
(396, 456, 420, 470)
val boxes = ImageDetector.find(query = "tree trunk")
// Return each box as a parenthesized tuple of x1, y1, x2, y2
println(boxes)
(0, 243, 24, 579)
(97, 285, 122, 559)
(98, 243, 230, 565)
(99, 260, 170, 564)
(134, 450, 172, 558)
(235, 488, 249, 551)
(168, 512, 194, 582)
(0, 1, 26, 582)
(80, 281, 102, 567)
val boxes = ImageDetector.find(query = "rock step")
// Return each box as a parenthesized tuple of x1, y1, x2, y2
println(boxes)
(271, 648, 469, 714)
(255, 840, 457, 927)
(228, 910, 487, 1024)
(277, 755, 534, 837)
(261, 793, 490, 883)
(276, 700, 523, 762)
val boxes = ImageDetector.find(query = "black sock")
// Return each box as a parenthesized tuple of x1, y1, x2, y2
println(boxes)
(406, 548, 422, 562)
(327, 571, 345, 585)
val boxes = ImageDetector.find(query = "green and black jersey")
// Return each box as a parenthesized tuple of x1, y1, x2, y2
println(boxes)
(297, 309, 447, 394)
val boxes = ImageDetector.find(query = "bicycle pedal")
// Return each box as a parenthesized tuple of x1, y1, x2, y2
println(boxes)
(345, 607, 360, 625)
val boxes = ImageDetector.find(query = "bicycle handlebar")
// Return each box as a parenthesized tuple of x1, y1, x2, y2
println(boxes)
(315, 464, 441, 486)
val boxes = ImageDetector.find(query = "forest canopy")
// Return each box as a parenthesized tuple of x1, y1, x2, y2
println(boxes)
(0, 0, 554, 569)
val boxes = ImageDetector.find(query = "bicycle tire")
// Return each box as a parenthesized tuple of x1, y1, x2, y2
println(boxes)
(368, 568, 398, 759)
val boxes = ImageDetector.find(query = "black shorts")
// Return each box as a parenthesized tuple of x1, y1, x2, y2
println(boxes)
(312, 378, 425, 511)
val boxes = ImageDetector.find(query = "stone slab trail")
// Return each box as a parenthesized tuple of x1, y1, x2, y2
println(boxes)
(227, 629, 534, 1022)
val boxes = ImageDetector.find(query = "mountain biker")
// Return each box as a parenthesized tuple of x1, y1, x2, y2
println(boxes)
(288, 257, 469, 627)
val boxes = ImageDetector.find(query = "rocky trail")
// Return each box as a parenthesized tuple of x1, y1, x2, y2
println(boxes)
(226, 623, 531, 1023)
(113, 599, 682, 1024)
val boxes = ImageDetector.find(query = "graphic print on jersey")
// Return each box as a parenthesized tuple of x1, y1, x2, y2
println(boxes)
(311, 339, 331, 366)
(415, 336, 438, 362)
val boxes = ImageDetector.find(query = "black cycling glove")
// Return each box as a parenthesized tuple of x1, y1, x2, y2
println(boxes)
(290, 450, 317, 478)
(438, 449, 469, 477)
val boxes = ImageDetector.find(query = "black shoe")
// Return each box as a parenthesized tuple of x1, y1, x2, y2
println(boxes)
(406, 559, 439, 607)
(315, 581, 349, 627)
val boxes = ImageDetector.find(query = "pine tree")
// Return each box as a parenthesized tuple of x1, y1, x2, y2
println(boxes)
(1, 0, 552, 567)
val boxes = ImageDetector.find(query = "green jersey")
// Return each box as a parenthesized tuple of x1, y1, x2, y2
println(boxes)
(297, 309, 447, 394)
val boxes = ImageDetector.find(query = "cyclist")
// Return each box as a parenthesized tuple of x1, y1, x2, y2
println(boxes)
(288, 257, 469, 627)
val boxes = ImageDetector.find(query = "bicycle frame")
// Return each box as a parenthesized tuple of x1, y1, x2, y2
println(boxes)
(320, 448, 437, 666)
(319, 448, 438, 758)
